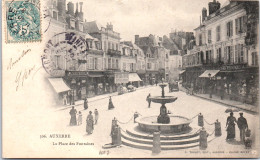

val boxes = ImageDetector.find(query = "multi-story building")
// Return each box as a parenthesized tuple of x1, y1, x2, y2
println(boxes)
(135, 34, 169, 84)
(183, 0, 259, 106)
(84, 21, 121, 92)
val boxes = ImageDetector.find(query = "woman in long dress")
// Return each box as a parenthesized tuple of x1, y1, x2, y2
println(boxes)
(86, 111, 94, 134)
(226, 112, 237, 140)
(69, 106, 77, 126)
(108, 96, 115, 110)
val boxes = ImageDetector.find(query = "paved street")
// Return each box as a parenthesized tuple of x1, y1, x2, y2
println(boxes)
(45, 85, 259, 158)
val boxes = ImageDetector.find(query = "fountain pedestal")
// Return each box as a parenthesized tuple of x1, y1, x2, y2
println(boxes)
(157, 104, 170, 124)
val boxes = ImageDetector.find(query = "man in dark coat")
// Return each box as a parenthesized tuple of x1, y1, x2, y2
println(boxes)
(84, 98, 88, 110)
(237, 112, 248, 143)
(146, 93, 151, 108)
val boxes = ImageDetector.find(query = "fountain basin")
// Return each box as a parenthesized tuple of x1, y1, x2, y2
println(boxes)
(136, 115, 192, 133)
(150, 96, 177, 104)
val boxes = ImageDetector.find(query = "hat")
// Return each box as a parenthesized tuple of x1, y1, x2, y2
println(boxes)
(239, 112, 243, 115)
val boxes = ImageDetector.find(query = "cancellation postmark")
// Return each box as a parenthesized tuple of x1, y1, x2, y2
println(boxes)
(42, 32, 87, 77)
(5, 0, 41, 43)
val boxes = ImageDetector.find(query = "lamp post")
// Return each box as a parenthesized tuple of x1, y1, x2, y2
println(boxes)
(208, 73, 212, 98)
(71, 79, 76, 105)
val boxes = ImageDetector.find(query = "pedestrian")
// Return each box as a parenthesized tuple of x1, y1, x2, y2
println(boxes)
(78, 90, 82, 100)
(84, 98, 88, 110)
(86, 111, 94, 134)
(146, 93, 151, 108)
(78, 111, 82, 125)
(94, 109, 99, 124)
(226, 112, 237, 140)
(68, 92, 72, 105)
(237, 112, 248, 143)
(108, 96, 115, 110)
(63, 94, 67, 105)
(155, 80, 158, 86)
(69, 106, 77, 126)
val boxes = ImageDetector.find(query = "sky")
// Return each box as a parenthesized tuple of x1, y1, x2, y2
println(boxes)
(72, 0, 227, 41)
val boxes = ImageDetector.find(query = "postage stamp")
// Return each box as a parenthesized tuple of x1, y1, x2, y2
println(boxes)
(5, 0, 41, 43)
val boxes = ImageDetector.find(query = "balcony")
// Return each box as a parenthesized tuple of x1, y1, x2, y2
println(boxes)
(87, 49, 104, 56)
(107, 49, 121, 57)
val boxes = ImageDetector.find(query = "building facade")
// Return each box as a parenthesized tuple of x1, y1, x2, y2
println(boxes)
(182, 0, 259, 106)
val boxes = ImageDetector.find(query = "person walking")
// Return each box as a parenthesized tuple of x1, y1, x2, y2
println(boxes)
(86, 111, 94, 134)
(146, 93, 151, 108)
(69, 106, 77, 126)
(84, 98, 88, 110)
(78, 111, 82, 125)
(237, 112, 248, 143)
(226, 112, 237, 140)
(108, 96, 115, 110)
(68, 92, 72, 105)
(63, 94, 67, 105)
(94, 109, 99, 124)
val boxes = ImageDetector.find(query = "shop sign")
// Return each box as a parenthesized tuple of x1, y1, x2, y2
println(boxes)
(115, 72, 129, 84)
(220, 64, 247, 71)
(66, 71, 88, 76)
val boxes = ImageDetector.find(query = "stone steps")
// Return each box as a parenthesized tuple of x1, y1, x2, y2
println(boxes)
(125, 126, 201, 140)
(122, 137, 199, 151)
(120, 126, 202, 150)
(122, 130, 199, 145)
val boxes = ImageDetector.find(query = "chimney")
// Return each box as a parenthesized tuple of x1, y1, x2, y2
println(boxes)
(67, 2, 74, 16)
(75, 3, 79, 17)
(79, 2, 84, 21)
(208, 0, 221, 15)
(202, 8, 207, 21)
(135, 35, 139, 45)
(80, 2, 83, 12)
(57, 0, 66, 16)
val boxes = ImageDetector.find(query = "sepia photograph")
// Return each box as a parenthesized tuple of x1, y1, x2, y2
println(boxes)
(1, 0, 260, 158)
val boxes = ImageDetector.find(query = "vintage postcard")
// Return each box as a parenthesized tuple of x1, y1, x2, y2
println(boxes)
(1, 0, 260, 158)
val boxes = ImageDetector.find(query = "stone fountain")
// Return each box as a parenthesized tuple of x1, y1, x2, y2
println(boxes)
(136, 83, 192, 133)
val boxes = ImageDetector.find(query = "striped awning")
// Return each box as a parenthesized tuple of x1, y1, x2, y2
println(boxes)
(48, 78, 71, 93)
(199, 70, 220, 78)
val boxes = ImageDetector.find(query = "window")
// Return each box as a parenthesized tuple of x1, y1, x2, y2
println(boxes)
(112, 43, 114, 50)
(227, 21, 233, 37)
(147, 63, 151, 69)
(123, 63, 126, 70)
(94, 58, 98, 69)
(199, 34, 202, 46)
(216, 26, 221, 41)
(88, 57, 94, 69)
(108, 58, 111, 69)
(89, 41, 92, 48)
(112, 58, 116, 69)
(217, 48, 222, 63)
(235, 16, 247, 34)
(116, 44, 118, 51)
(116, 59, 119, 69)
(108, 42, 111, 49)
(224, 46, 233, 64)
(208, 30, 212, 43)
(235, 44, 244, 63)
(252, 52, 258, 66)
(104, 41, 107, 51)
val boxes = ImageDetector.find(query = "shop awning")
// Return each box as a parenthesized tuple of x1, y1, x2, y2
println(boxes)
(179, 70, 186, 74)
(199, 70, 220, 78)
(128, 73, 142, 82)
(87, 74, 104, 78)
(48, 78, 71, 93)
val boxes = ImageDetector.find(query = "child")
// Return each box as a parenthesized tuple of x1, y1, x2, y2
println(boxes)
(78, 111, 82, 125)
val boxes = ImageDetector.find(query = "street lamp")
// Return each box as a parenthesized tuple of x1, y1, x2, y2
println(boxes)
(71, 79, 76, 105)
(208, 73, 212, 98)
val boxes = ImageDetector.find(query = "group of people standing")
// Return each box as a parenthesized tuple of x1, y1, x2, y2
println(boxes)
(69, 106, 99, 135)
(226, 112, 249, 144)
(69, 96, 116, 135)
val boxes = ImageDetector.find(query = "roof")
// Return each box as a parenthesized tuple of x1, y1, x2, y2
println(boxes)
(84, 21, 103, 33)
